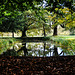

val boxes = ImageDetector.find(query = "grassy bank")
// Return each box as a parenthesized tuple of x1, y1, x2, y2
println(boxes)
(51, 35, 75, 40)
(50, 35, 75, 55)
(0, 38, 16, 54)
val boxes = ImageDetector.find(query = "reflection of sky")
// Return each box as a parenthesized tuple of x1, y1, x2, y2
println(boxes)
(1, 40, 75, 56)
(43, 0, 47, 8)
(27, 43, 65, 57)
(58, 47, 63, 56)
(12, 42, 74, 57)
(57, 47, 66, 56)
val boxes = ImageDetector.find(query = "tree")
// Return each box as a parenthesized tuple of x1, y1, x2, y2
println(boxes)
(20, 8, 50, 37)
(0, 0, 74, 37)
(0, 12, 22, 37)
(20, 10, 38, 37)
(35, 8, 51, 37)
(0, 0, 42, 24)
(0, 0, 44, 37)
(44, 0, 73, 36)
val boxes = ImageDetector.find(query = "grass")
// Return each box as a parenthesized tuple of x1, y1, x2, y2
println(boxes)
(50, 35, 75, 55)
(0, 38, 17, 54)
(50, 35, 75, 40)
(0, 35, 75, 55)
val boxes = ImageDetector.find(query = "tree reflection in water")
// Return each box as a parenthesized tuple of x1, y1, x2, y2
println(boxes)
(1, 46, 18, 56)
(43, 42, 46, 57)
(53, 45, 58, 56)
(17, 43, 28, 56)
(17, 42, 64, 57)
(1, 41, 65, 57)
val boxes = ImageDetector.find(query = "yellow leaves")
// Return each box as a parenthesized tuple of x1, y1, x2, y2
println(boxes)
(59, 9, 62, 11)
(67, 48, 71, 50)
(0, 32, 3, 37)
(61, 8, 71, 14)
(46, 15, 52, 20)
(73, 21, 75, 27)
(58, 20, 62, 23)
(44, 10, 48, 13)
(62, 8, 69, 11)
(55, 8, 58, 11)
(53, 14, 56, 18)
(73, 12, 75, 16)
(58, 19, 64, 23)
(66, 15, 71, 20)
(63, 11, 68, 14)
(66, 24, 70, 28)
(57, 0, 59, 2)
(27, 10, 32, 14)
(73, 21, 75, 23)
(48, 16, 51, 18)
(65, 22, 73, 28)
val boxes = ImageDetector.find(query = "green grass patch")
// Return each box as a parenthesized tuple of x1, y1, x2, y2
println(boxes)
(52, 35, 75, 39)
(50, 35, 75, 55)
(0, 38, 16, 54)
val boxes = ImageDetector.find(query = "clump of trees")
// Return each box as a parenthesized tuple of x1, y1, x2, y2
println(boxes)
(0, 0, 74, 37)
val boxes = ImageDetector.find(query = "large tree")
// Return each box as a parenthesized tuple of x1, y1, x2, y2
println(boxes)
(0, 0, 43, 37)
(0, 0, 42, 23)
(44, 0, 73, 36)
(0, 0, 74, 37)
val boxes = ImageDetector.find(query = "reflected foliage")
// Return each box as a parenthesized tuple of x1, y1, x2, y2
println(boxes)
(1, 47, 18, 56)
(8, 41, 71, 57)
(0, 39, 75, 56)
(0, 39, 14, 54)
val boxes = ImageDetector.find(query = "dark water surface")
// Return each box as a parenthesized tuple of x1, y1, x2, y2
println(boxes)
(1, 40, 75, 57)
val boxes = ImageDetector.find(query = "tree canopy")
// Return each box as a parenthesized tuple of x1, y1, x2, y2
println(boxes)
(0, 0, 74, 37)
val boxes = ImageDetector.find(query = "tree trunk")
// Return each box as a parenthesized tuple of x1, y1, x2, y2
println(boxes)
(22, 30, 26, 37)
(22, 26, 27, 37)
(53, 45, 58, 56)
(23, 43, 28, 56)
(12, 32, 14, 38)
(43, 24, 46, 37)
(53, 26, 57, 36)
(43, 42, 46, 57)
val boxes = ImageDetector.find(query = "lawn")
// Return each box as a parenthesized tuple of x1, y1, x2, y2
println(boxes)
(50, 35, 75, 55)
(0, 38, 16, 54)
(51, 35, 75, 40)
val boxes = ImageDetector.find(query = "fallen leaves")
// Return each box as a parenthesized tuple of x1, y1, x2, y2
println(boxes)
(0, 56, 75, 75)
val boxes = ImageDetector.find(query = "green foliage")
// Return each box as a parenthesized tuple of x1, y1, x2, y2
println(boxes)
(0, 39, 16, 54)
(0, 0, 74, 37)
(51, 36, 75, 55)
(2, 49, 18, 56)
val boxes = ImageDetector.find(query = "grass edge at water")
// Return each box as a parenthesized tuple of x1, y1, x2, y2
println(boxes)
(49, 35, 75, 55)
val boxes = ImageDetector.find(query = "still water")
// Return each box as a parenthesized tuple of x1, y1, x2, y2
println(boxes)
(1, 41, 75, 57)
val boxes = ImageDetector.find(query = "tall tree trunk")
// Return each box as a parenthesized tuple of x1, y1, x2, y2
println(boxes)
(53, 45, 58, 56)
(22, 26, 27, 37)
(43, 42, 46, 57)
(53, 26, 57, 36)
(22, 30, 26, 37)
(23, 43, 28, 56)
(17, 43, 28, 56)
(12, 32, 14, 38)
(43, 24, 46, 37)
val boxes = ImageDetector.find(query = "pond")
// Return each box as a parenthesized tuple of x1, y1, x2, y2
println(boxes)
(0, 40, 75, 57)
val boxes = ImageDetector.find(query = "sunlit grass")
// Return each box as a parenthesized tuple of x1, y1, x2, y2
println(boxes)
(51, 35, 75, 40)
(50, 35, 75, 55)
(0, 38, 16, 54)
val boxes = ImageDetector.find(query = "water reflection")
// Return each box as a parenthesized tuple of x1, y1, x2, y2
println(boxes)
(1, 46, 18, 56)
(16, 42, 65, 57)
(53, 46, 58, 56)
(17, 43, 28, 56)
(1, 41, 74, 57)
